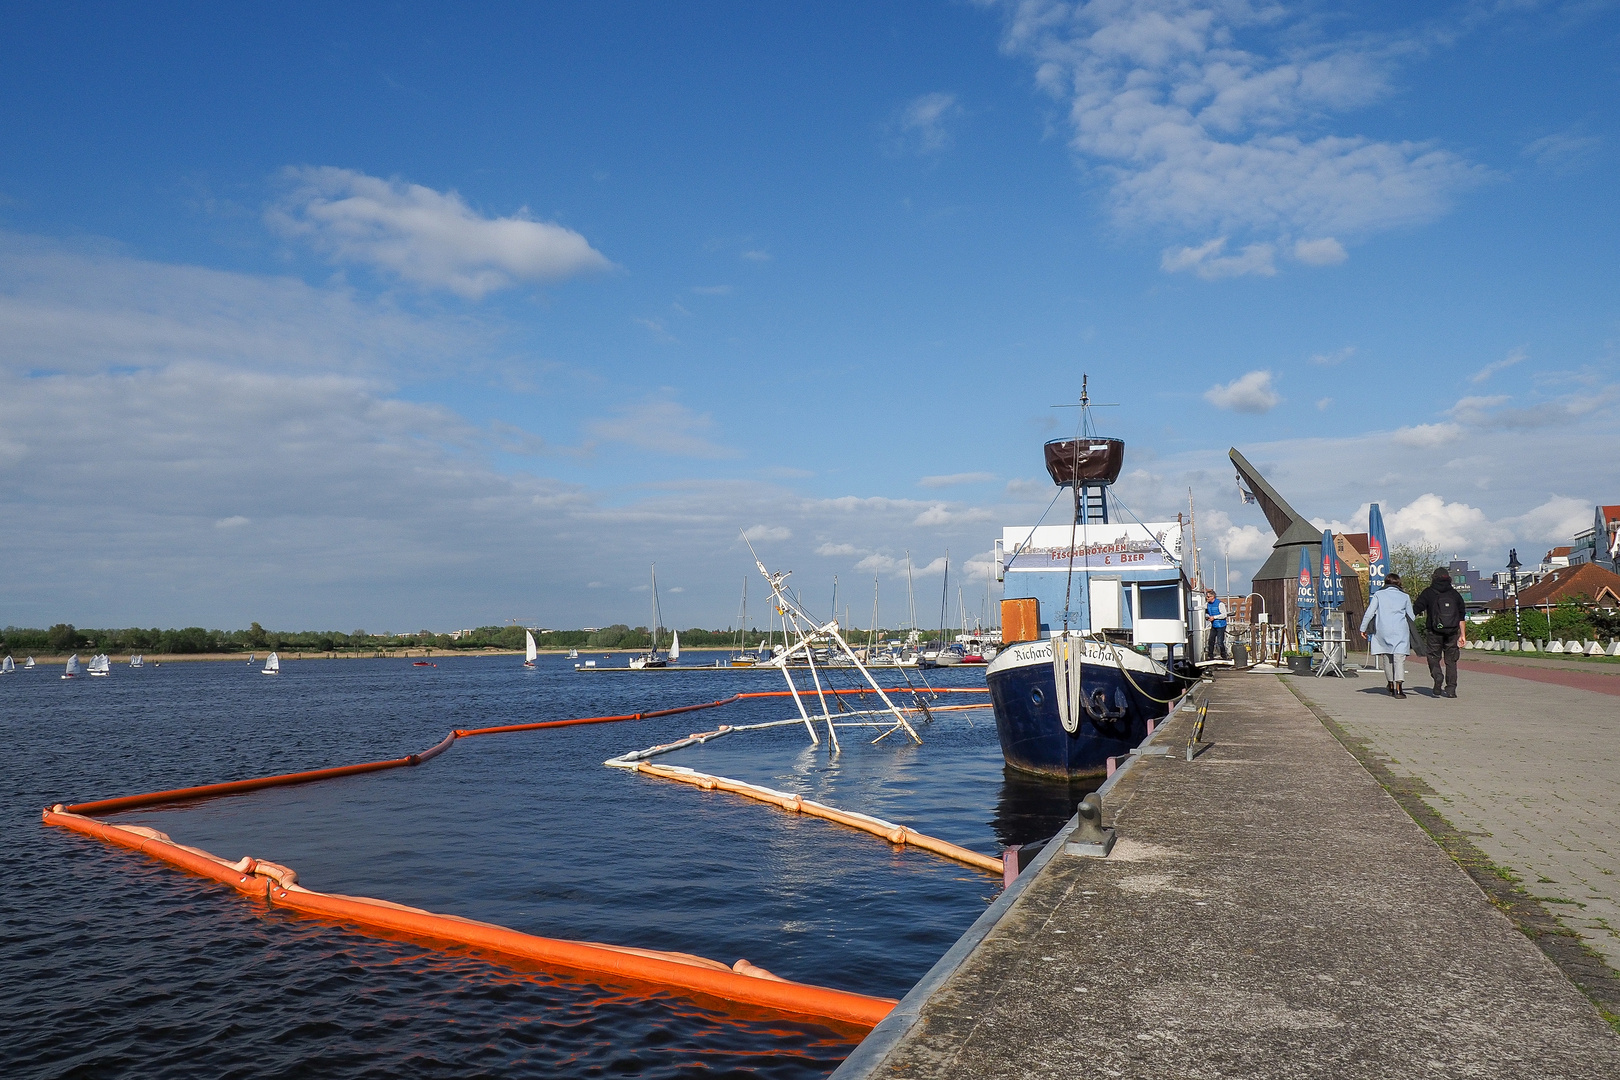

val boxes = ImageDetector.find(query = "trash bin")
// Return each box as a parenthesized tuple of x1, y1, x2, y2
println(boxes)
(1286, 654, 1313, 675)
(1232, 642, 1249, 668)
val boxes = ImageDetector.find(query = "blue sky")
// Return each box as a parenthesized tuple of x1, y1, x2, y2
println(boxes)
(2, 1, 1616, 631)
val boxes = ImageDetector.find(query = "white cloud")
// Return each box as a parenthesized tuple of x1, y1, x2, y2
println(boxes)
(0, 232, 471, 378)
(1523, 130, 1603, 172)
(1204, 369, 1280, 413)
(741, 249, 772, 262)
(854, 553, 902, 574)
(913, 504, 993, 528)
(995, 2, 1482, 270)
(919, 471, 996, 488)
(1219, 523, 1272, 562)
(1161, 237, 1275, 279)
(1469, 347, 1525, 384)
(1005, 477, 1049, 497)
(584, 399, 737, 459)
(1392, 422, 1462, 448)
(893, 92, 961, 154)
(269, 166, 613, 298)
(1502, 496, 1594, 546)
(1310, 346, 1356, 366)
(815, 542, 859, 557)
(1293, 237, 1348, 266)
(1315, 397, 1333, 411)
(215, 516, 250, 529)
(1387, 493, 1509, 552)
(634, 316, 676, 343)
(742, 524, 792, 543)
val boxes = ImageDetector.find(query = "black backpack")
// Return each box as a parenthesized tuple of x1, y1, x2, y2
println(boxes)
(1430, 589, 1462, 631)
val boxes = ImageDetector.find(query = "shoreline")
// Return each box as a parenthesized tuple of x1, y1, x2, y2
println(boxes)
(6, 646, 747, 665)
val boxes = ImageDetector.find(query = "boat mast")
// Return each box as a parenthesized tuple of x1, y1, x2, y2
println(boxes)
(650, 563, 663, 655)
(937, 550, 950, 646)
(905, 551, 916, 638)
(868, 576, 880, 653)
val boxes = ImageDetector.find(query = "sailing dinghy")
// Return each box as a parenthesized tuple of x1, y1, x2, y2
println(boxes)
(130, 654, 143, 668)
(25, 656, 36, 670)
(524, 630, 539, 668)
(62, 654, 82, 679)
(261, 651, 280, 676)
(1, 655, 13, 674)
(87, 653, 111, 677)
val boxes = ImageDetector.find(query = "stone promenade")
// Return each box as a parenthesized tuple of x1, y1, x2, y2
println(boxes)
(836, 672, 1620, 1079)
(1286, 660, 1620, 977)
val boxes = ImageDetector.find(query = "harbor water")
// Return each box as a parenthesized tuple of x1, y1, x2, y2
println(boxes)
(2, 653, 1092, 1078)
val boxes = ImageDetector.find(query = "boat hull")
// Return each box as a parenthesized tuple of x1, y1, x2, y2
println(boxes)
(987, 637, 1184, 780)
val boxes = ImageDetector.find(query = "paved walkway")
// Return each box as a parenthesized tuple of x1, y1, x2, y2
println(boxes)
(840, 675, 1620, 1078)
(1286, 666, 1620, 975)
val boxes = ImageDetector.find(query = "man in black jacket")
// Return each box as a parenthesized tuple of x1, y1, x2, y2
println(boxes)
(1414, 568, 1465, 698)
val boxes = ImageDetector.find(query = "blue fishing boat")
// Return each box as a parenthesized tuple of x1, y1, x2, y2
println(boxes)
(987, 380, 1201, 779)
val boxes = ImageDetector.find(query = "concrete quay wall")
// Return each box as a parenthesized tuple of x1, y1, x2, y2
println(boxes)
(835, 672, 1620, 1079)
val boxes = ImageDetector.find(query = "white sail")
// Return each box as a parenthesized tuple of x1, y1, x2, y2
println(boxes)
(25, 656, 35, 669)
(668, 630, 680, 662)
(1, 655, 13, 673)
(525, 630, 538, 666)
(63, 654, 82, 678)
(88, 653, 111, 675)
(130, 654, 143, 668)
(262, 651, 280, 675)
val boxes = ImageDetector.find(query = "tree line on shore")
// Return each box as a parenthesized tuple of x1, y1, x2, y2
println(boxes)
(0, 622, 959, 656)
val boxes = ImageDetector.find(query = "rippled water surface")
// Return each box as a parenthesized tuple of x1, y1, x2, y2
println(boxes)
(2, 654, 1087, 1078)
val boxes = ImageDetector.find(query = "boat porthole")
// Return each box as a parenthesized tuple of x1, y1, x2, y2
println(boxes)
(1030, 687, 1044, 707)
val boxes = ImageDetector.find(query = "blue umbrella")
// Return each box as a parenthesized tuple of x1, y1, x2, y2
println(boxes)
(1366, 503, 1388, 594)
(1321, 528, 1345, 607)
(1296, 546, 1317, 640)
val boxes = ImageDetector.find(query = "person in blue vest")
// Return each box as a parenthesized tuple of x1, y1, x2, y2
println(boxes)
(1414, 567, 1466, 698)
(1204, 589, 1228, 661)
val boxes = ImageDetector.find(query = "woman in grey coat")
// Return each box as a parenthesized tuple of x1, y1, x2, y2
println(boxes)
(1361, 573, 1416, 698)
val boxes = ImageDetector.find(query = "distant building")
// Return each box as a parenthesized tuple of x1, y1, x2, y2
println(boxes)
(1541, 546, 1573, 574)
(1446, 558, 1501, 612)
(1570, 528, 1597, 565)
(1596, 505, 1620, 571)
(1488, 562, 1620, 613)
(1223, 595, 1255, 623)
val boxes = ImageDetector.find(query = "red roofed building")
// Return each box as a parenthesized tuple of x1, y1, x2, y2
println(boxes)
(1489, 562, 1620, 613)
(1599, 505, 1620, 571)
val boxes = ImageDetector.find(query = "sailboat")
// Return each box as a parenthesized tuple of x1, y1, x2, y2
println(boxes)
(248, 652, 256, 665)
(729, 578, 758, 666)
(568, 648, 579, 660)
(629, 564, 672, 669)
(62, 654, 82, 679)
(1, 655, 13, 674)
(261, 651, 280, 676)
(524, 630, 539, 668)
(87, 653, 112, 677)
(130, 654, 143, 668)
(25, 656, 36, 670)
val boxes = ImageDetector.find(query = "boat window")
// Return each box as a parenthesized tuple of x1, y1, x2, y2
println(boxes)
(1136, 582, 1180, 621)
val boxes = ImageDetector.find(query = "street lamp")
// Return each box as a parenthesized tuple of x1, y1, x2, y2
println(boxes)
(1507, 548, 1522, 643)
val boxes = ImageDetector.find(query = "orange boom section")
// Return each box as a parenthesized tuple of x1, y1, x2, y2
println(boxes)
(633, 762, 1005, 875)
(42, 807, 896, 1029)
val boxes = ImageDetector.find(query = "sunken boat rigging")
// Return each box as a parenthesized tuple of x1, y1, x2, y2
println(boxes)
(987, 378, 1201, 779)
